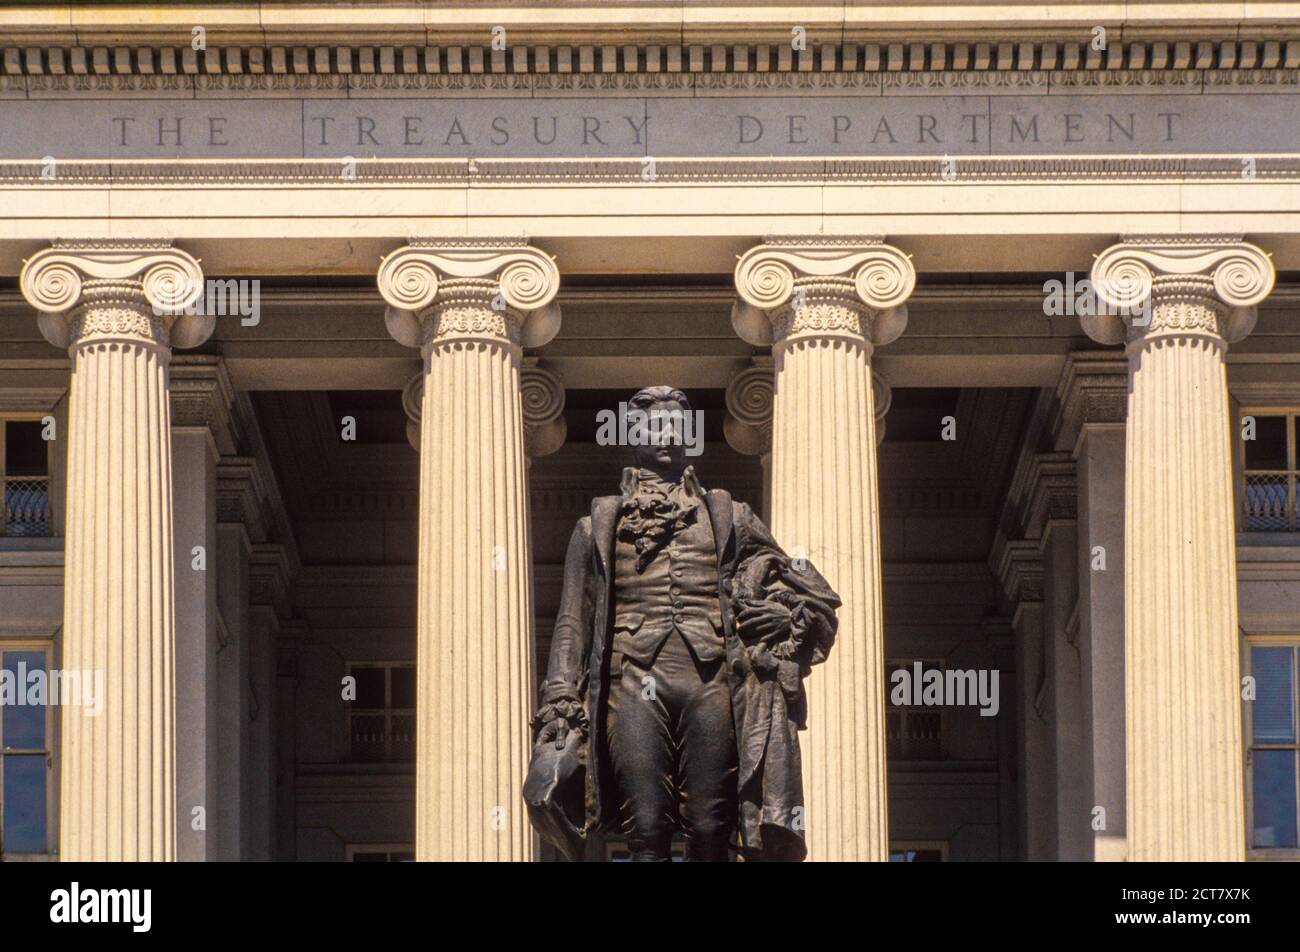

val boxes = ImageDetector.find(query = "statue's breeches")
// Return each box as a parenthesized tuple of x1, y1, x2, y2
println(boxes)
(606, 630, 737, 861)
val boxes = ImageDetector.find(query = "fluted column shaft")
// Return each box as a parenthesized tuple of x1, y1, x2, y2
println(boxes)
(1088, 236, 1275, 861)
(734, 239, 914, 861)
(380, 240, 561, 861)
(21, 240, 210, 860)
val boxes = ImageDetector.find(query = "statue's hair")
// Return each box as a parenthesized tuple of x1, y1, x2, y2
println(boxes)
(628, 385, 691, 415)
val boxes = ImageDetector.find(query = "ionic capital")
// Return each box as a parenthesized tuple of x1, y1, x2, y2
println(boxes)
(724, 357, 774, 456)
(378, 239, 561, 357)
(871, 369, 892, 446)
(401, 371, 424, 451)
(20, 239, 211, 353)
(1085, 236, 1274, 347)
(732, 238, 915, 353)
(520, 359, 567, 458)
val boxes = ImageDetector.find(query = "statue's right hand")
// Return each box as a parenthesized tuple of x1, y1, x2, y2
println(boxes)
(534, 696, 586, 750)
(537, 715, 570, 750)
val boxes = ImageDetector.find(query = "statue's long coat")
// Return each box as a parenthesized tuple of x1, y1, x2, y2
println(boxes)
(538, 487, 840, 861)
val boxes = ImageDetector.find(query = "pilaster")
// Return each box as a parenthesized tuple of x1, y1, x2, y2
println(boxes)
(1053, 353, 1129, 861)
(168, 356, 233, 862)
(994, 539, 1051, 861)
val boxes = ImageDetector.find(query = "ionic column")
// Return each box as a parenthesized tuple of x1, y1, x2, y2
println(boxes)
(733, 238, 915, 861)
(1086, 236, 1275, 861)
(379, 239, 561, 861)
(20, 239, 211, 861)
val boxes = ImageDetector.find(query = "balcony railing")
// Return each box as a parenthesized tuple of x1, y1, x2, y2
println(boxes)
(348, 709, 415, 762)
(886, 707, 943, 760)
(2, 477, 51, 537)
(1243, 471, 1298, 532)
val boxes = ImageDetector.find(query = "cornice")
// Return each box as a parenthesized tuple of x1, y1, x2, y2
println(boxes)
(6, 156, 1300, 187)
(1231, 378, 1300, 409)
(991, 536, 1045, 607)
(0, 386, 65, 412)
(1020, 452, 1079, 539)
(216, 454, 269, 540)
(248, 541, 296, 623)
(1, 7, 1298, 65)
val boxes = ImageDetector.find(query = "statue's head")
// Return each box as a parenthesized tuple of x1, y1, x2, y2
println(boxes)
(628, 385, 693, 479)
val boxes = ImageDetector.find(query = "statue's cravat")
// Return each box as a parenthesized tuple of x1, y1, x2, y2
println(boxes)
(617, 467, 703, 572)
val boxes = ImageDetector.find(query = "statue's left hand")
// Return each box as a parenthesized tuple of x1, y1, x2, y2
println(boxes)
(736, 599, 794, 642)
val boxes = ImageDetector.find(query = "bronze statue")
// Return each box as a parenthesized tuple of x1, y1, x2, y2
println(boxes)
(524, 386, 840, 861)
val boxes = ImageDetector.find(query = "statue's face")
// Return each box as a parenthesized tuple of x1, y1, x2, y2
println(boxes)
(631, 397, 689, 477)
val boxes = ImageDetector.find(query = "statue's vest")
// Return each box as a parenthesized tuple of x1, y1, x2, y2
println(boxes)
(611, 502, 724, 666)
